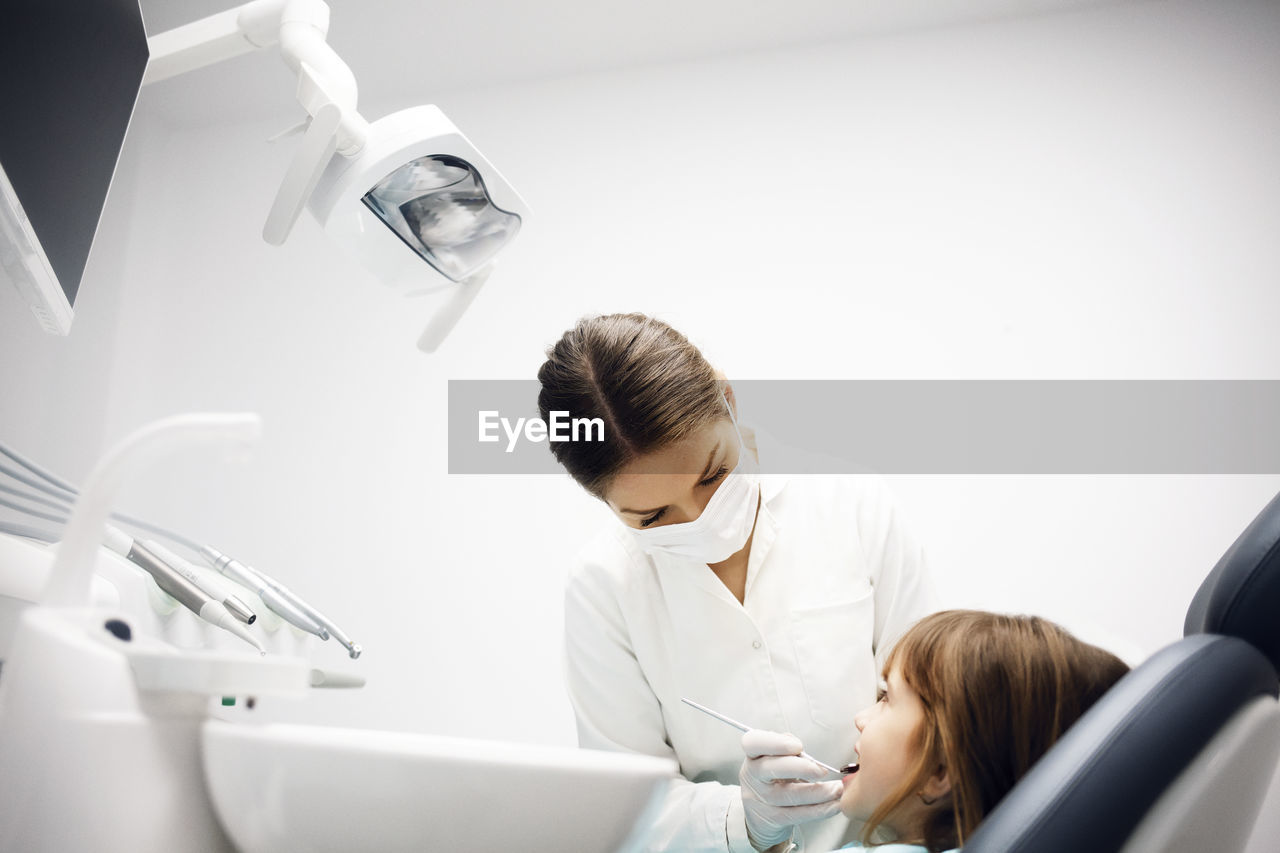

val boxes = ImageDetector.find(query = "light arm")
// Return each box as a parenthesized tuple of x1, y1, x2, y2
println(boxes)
(142, 0, 370, 246)
(138, 0, 520, 354)
(263, 98, 341, 245)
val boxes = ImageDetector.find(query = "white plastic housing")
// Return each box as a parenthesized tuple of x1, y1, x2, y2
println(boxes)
(0, 604, 307, 852)
(307, 105, 528, 294)
(203, 721, 675, 853)
(0, 160, 71, 334)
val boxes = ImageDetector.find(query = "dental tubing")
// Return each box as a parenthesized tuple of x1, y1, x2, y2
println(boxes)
(1, 435, 360, 658)
(1, 491, 258, 630)
(0, 518, 59, 545)
(0, 448, 204, 553)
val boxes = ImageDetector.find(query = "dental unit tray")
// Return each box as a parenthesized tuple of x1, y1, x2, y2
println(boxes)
(0, 413, 675, 853)
(0, 431, 360, 659)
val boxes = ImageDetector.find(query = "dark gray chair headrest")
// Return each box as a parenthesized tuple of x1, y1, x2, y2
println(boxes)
(964, 634, 1278, 853)
(1185, 490, 1280, 669)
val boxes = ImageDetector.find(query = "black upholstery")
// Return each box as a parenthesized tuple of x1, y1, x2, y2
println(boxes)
(960, 492, 1280, 851)
(1185, 490, 1280, 670)
(963, 634, 1278, 853)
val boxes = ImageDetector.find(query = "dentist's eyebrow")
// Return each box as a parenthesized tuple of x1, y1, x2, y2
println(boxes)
(618, 443, 722, 515)
(697, 442, 723, 481)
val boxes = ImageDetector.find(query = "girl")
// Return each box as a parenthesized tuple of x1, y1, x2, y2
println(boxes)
(826, 610, 1129, 851)
(538, 313, 938, 852)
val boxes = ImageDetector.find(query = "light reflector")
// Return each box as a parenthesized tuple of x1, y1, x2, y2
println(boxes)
(361, 154, 521, 282)
(308, 105, 529, 296)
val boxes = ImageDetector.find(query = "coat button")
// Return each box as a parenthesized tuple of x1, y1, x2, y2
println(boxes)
(752, 640, 762, 649)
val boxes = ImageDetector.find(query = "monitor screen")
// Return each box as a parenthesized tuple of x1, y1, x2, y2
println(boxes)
(0, 0, 148, 333)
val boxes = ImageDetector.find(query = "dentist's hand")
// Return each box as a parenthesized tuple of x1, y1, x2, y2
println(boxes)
(739, 729, 843, 852)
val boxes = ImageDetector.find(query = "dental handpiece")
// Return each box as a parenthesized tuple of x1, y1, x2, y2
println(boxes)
(200, 547, 360, 659)
(680, 697, 842, 775)
(269, 583, 361, 660)
(198, 546, 328, 640)
(119, 539, 265, 655)
(140, 539, 257, 625)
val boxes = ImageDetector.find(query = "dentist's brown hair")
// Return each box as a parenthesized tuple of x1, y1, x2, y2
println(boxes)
(864, 610, 1129, 851)
(537, 313, 727, 497)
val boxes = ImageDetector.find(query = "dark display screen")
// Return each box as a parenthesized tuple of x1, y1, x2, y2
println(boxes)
(0, 0, 149, 306)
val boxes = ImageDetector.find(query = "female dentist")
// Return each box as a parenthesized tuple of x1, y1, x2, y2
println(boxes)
(537, 313, 937, 853)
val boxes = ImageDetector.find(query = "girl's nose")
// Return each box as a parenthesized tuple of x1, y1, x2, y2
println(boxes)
(853, 706, 870, 731)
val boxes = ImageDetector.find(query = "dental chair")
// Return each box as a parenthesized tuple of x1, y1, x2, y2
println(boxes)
(964, 491, 1280, 853)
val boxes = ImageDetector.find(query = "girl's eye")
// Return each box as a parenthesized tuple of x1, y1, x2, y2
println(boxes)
(699, 465, 729, 487)
(876, 679, 889, 703)
(640, 508, 667, 528)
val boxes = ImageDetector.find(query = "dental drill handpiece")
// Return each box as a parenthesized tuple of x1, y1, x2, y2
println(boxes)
(199, 546, 329, 641)
(140, 539, 257, 626)
(267, 582, 361, 660)
(121, 540, 265, 655)
(201, 547, 360, 659)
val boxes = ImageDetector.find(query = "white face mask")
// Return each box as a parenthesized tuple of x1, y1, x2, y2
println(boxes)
(630, 398, 760, 564)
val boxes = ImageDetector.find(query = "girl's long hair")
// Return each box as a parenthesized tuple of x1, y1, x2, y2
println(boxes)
(862, 610, 1129, 851)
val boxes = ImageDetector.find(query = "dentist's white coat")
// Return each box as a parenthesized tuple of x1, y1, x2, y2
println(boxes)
(564, 473, 937, 853)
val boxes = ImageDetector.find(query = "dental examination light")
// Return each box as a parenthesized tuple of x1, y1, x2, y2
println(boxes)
(143, 0, 528, 352)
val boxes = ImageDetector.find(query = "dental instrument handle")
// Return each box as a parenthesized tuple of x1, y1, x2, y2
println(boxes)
(199, 546, 329, 639)
(680, 697, 841, 776)
(241, 576, 326, 638)
(124, 540, 209, 613)
(247, 580, 329, 639)
(275, 590, 360, 659)
(241, 561, 361, 659)
(285, 598, 360, 659)
(124, 540, 265, 655)
(104, 527, 257, 625)
(141, 539, 257, 624)
(680, 697, 750, 733)
(199, 600, 266, 656)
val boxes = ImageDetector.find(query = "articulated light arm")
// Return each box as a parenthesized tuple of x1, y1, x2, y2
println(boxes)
(143, 0, 367, 147)
(143, 0, 369, 244)
(140, 0, 529, 353)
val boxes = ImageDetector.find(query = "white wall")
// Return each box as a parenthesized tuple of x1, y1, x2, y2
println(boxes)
(0, 107, 159, 478)
(4, 0, 1280, 842)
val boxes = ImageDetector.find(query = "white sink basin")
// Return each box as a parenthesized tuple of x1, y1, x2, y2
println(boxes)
(202, 721, 676, 853)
